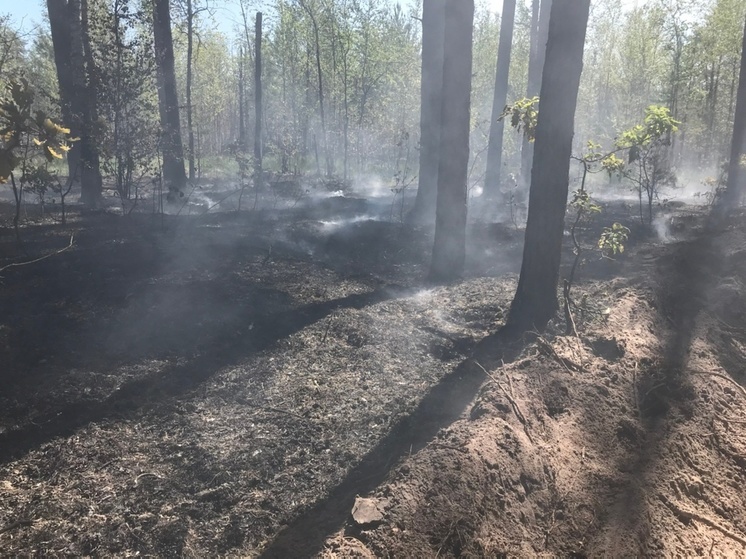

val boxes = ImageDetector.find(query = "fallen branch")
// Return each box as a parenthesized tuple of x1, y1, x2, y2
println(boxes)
(660, 494, 746, 547)
(0, 233, 75, 274)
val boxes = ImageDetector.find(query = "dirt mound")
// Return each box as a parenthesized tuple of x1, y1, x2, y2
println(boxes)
(1, 204, 744, 557)
(321, 217, 746, 557)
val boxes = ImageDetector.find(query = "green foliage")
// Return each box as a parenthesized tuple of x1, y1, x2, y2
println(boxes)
(601, 153, 626, 174)
(21, 164, 56, 199)
(91, 0, 160, 200)
(598, 223, 631, 256)
(0, 16, 26, 90)
(0, 79, 74, 183)
(570, 189, 602, 215)
(616, 105, 679, 151)
(612, 105, 679, 225)
(500, 96, 539, 141)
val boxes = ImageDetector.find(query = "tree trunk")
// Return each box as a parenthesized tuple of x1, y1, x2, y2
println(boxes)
(429, 0, 473, 283)
(506, 0, 591, 332)
(78, 0, 102, 207)
(520, 0, 552, 192)
(300, 0, 331, 177)
(408, 0, 445, 225)
(483, 0, 516, 202)
(239, 47, 246, 147)
(186, 0, 196, 181)
(726, 16, 746, 207)
(46, 0, 81, 183)
(48, 0, 100, 206)
(254, 12, 263, 195)
(153, 0, 187, 197)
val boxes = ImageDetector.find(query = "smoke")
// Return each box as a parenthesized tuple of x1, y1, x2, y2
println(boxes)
(349, 174, 397, 199)
(653, 212, 675, 243)
(319, 215, 381, 232)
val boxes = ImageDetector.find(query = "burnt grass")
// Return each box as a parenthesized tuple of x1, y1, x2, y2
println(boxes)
(1, 194, 745, 557)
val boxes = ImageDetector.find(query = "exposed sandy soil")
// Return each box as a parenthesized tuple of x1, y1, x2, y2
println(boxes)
(0, 193, 744, 558)
(320, 210, 746, 558)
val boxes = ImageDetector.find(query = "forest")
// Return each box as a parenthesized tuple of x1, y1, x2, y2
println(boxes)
(1, 0, 746, 556)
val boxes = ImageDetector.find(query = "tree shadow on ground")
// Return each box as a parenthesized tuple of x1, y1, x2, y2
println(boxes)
(0, 286, 403, 466)
(581, 212, 733, 554)
(257, 331, 525, 559)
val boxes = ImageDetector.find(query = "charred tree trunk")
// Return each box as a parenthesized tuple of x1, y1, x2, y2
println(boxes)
(506, 0, 591, 332)
(409, 0, 445, 225)
(520, 0, 552, 192)
(78, 0, 102, 207)
(483, 0, 516, 202)
(429, 0, 473, 283)
(153, 0, 187, 197)
(726, 16, 746, 207)
(254, 12, 263, 196)
(47, 0, 100, 206)
(46, 0, 81, 183)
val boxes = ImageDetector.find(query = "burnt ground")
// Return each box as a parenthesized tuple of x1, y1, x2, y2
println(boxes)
(0, 192, 745, 557)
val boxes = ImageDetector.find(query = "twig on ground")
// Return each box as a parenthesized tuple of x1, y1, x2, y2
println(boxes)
(535, 335, 582, 374)
(689, 370, 746, 400)
(237, 398, 322, 429)
(660, 494, 746, 546)
(320, 314, 334, 346)
(0, 519, 33, 534)
(134, 472, 162, 487)
(0, 233, 74, 274)
(713, 315, 746, 334)
(429, 442, 468, 453)
(96, 458, 120, 471)
(475, 361, 534, 443)
(632, 362, 641, 419)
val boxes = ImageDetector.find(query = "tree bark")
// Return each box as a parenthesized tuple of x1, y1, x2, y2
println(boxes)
(429, 0, 473, 283)
(47, 0, 101, 206)
(254, 12, 263, 194)
(726, 16, 746, 207)
(186, 0, 196, 181)
(409, 0, 445, 225)
(153, 0, 187, 197)
(483, 0, 516, 202)
(520, 0, 552, 192)
(46, 0, 81, 182)
(78, 0, 103, 207)
(239, 46, 246, 147)
(506, 0, 591, 332)
(299, 0, 331, 177)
